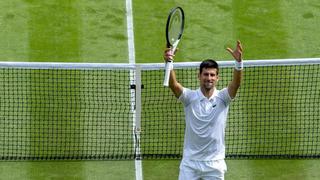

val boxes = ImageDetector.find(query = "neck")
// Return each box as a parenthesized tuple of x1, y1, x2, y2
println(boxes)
(200, 87, 215, 98)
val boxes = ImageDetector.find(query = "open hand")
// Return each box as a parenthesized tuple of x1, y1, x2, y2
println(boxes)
(226, 40, 243, 62)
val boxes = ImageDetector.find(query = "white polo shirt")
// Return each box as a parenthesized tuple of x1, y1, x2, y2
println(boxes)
(179, 87, 232, 161)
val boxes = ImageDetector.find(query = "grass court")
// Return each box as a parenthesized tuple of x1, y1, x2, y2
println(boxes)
(0, 0, 320, 179)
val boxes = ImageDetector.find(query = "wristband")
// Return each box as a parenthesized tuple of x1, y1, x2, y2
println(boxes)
(234, 61, 243, 71)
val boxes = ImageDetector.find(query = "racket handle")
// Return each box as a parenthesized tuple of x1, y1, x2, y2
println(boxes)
(163, 60, 173, 87)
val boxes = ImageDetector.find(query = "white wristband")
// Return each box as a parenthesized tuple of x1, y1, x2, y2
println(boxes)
(234, 61, 243, 71)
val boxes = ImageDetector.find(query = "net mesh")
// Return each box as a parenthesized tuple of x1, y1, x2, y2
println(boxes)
(0, 68, 134, 160)
(0, 60, 319, 160)
(141, 64, 320, 159)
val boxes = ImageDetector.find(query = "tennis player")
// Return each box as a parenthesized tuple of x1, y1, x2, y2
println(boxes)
(164, 41, 243, 180)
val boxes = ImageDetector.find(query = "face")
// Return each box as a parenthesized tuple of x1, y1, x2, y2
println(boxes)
(198, 68, 219, 91)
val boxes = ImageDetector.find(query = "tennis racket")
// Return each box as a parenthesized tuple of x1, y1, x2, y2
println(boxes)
(163, 6, 185, 87)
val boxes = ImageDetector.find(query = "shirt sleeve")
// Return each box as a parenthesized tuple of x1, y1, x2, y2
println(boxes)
(218, 88, 233, 105)
(178, 87, 193, 106)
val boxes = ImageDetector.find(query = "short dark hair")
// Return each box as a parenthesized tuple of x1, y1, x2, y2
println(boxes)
(199, 59, 219, 74)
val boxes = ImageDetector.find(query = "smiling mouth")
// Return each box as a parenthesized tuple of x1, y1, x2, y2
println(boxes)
(204, 82, 214, 88)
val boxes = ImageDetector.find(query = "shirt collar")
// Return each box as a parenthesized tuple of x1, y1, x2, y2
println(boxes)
(197, 88, 218, 101)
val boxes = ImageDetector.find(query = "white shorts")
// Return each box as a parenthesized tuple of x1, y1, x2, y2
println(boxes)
(178, 158, 227, 180)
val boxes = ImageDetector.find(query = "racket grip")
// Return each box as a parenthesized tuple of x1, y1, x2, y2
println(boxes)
(163, 61, 173, 87)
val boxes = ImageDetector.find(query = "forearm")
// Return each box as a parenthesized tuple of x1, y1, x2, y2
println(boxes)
(169, 69, 183, 98)
(226, 40, 244, 99)
(163, 48, 183, 98)
(228, 68, 242, 99)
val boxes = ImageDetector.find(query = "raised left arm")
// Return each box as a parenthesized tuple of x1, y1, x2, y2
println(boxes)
(226, 40, 243, 99)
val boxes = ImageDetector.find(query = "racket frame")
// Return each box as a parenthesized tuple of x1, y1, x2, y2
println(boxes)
(163, 7, 185, 87)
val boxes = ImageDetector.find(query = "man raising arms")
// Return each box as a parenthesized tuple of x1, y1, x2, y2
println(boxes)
(164, 41, 243, 180)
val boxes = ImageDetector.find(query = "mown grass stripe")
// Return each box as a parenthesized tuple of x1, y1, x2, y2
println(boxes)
(27, 0, 81, 62)
(231, 1, 309, 179)
(0, 0, 29, 61)
(26, 1, 84, 179)
(232, 0, 289, 59)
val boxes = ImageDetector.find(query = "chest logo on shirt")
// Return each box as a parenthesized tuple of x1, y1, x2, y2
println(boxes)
(212, 104, 217, 108)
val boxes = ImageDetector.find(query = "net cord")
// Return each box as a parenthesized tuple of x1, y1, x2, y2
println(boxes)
(0, 58, 318, 70)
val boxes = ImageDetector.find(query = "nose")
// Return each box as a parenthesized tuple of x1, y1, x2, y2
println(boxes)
(208, 75, 215, 80)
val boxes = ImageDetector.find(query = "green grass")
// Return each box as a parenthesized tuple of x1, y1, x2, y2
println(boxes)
(142, 159, 320, 180)
(0, 0, 128, 62)
(0, 161, 135, 180)
(0, 0, 320, 179)
(134, 0, 320, 61)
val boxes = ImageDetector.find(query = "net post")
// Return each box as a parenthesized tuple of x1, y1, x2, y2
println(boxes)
(134, 65, 141, 160)
(135, 65, 142, 135)
(133, 65, 143, 179)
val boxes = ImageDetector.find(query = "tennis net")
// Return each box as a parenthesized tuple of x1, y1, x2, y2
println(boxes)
(0, 59, 319, 160)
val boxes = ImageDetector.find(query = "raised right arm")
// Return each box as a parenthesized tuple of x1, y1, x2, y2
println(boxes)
(168, 68, 183, 98)
(164, 48, 183, 98)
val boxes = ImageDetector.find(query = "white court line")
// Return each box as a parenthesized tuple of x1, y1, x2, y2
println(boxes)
(125, 0, 143, 180)
(126, 0, 136, 64)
